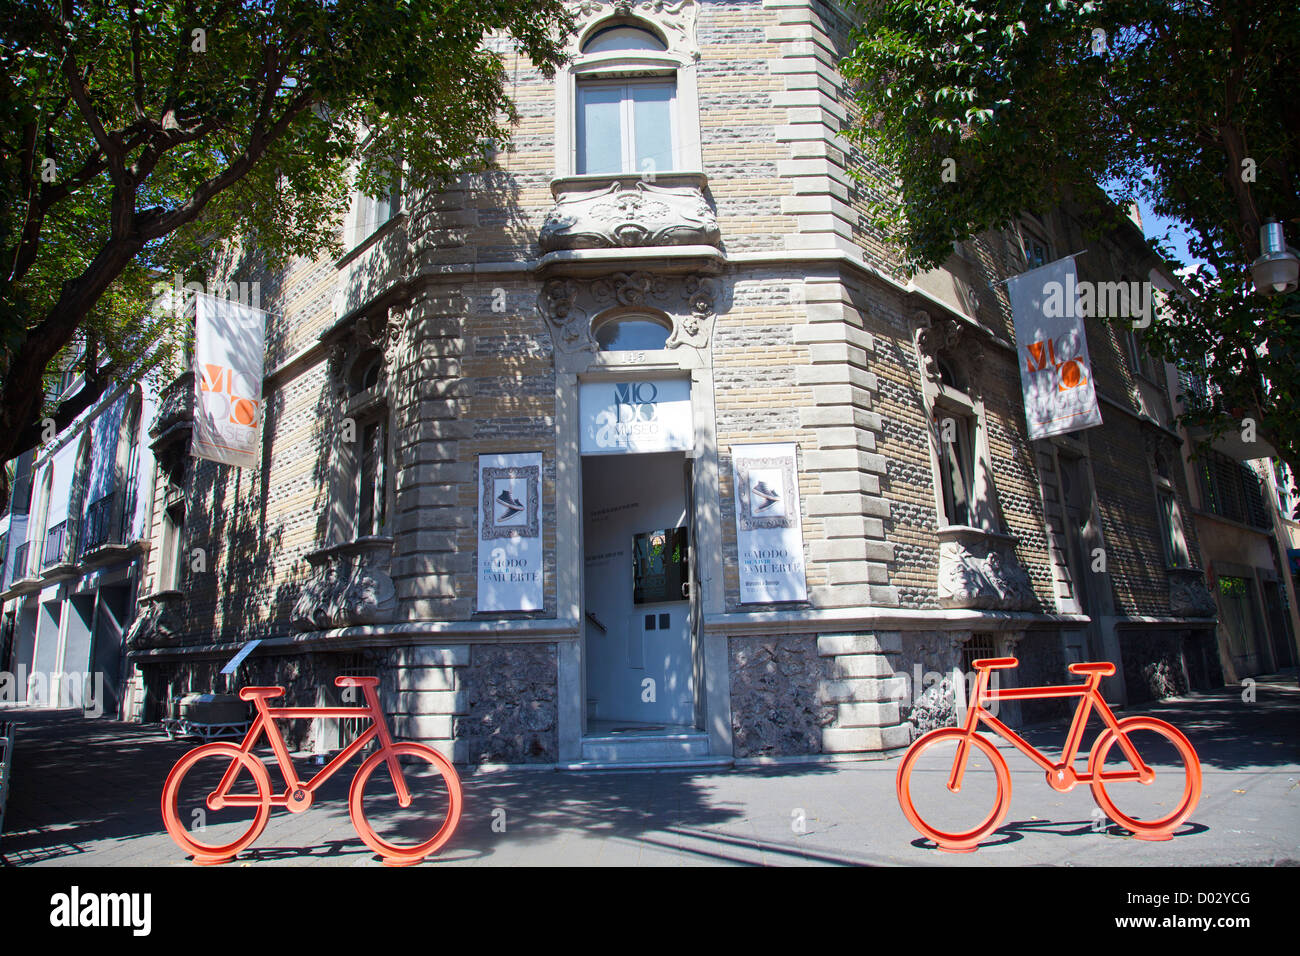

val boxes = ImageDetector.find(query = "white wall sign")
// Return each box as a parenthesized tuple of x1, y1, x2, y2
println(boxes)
(477, 453, 543, 612)
(1007, 256, 1104, 440)
(731, 443, 808, 603)
(193, 291, 268, 468)
(580, 379, 692, 455)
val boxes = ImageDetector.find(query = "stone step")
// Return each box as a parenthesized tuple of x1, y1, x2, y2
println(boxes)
(579, 730, 712, 765)
(560, 757, 735, 772)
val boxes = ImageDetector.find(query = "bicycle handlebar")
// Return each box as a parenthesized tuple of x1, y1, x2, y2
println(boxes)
(335, 676, 380, 688)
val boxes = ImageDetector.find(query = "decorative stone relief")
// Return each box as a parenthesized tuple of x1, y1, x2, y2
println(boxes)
(540, 180, 721, 252)
(291, 537, 397, 631)
(326, 308, 398, 400)
(668, 275, 721, 349)
(537, 271, 722, 353)
(125, 591, 184, 650)
(912, 311, 983, 397)
(937, 527, 1035, 610)
(567, 0, 700, 60)
(538, 279, 595, 354)
(1167, 567, 1217, 618)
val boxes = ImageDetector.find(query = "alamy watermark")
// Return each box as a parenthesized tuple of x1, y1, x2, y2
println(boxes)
(0, 667, 105, 717)
(151, 272, 262, 318)
(1041, 273, 1155, 328)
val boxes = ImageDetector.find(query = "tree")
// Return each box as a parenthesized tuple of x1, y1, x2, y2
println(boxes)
(1, 0, 571, 468)
(839, 0, 1299, 484)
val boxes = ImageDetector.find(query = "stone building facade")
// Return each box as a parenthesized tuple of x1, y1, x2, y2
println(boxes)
(125, 0, 1220, 767)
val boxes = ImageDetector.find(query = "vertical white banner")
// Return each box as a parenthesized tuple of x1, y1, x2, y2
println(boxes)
(1007, 257, 1103, 440)
(193, 291, 267, 468)
(732, 443, 807, 603)
(477, 452, 543, 612)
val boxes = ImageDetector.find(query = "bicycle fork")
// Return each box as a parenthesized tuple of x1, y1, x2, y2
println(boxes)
(357, 682, 413, 809)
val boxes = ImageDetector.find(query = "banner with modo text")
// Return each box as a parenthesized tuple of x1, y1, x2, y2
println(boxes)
(1006, 256, 1103, 440)
(193, 291, 268, 468)
(731, 442, 808, 603)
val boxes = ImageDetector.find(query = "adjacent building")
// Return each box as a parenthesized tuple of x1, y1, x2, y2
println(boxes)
(0, 373, 157, 719)
(121, 0, 1225, 767)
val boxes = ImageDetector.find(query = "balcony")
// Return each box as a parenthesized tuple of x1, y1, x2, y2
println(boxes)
(1198, 452, 1272, 531)
(1178, 367, 1278, 461)
(41, 520, 75, 578)
(291, 537, 397, 632)
(538, 172, 724, 279)
(149, 370, 194, 483)
(78, 491, 138, 566)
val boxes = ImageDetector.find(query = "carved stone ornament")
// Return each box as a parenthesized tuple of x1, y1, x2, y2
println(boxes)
(327, 309, 397, 399)
(125, 591, 184, 650)
(568, 0, 699, 60)
(1167, 567, 1217, 619)
(538, 278, 595, 353)
(291, 537, 397, 631)
(540, 180, 721, 252)
(667, 274, 721, 348)
(538, 272, 721, 353)
(937, 527, 1035, 611)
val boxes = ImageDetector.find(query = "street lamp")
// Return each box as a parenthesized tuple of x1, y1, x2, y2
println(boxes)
(1251, 220, 1300, 295)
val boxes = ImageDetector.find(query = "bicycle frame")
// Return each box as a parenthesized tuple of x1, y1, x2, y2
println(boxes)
(209, 681, 413, 811)
(948, 664, 1155, 793)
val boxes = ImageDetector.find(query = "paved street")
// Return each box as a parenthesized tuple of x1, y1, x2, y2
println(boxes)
(2, 677, 1297, 867)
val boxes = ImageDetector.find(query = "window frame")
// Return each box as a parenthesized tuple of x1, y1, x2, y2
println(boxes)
(575, 75, 679, 177)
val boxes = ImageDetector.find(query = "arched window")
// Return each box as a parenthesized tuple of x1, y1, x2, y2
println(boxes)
(594, 313, 671, 352)
(582, 24, 666, 53)
(349, 348, 383, 396)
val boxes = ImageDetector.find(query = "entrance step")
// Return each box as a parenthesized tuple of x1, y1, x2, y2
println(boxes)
(562, 726, 732, 771)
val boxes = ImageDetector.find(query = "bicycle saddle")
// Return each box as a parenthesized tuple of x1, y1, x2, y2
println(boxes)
(1068, 661, 1116, 676)
(972, 657, 1018, 670)
(238, 686, 286, 701)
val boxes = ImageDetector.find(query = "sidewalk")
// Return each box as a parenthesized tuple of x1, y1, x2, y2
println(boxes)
(2, 678, 1297, 867)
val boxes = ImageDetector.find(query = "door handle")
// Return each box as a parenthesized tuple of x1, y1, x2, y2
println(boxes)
(681, 582, 691, 599)
(585, 611, 607, 634)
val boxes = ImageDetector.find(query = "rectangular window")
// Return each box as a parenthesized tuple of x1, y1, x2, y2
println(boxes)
(348, 166, 401, 249)
(1157, 490, 1185, 568)
(357, 417, 388, 537)
(939, 413, 975, 527)
(1020, 228, 1050, 271)
(577, 79, 676, 175)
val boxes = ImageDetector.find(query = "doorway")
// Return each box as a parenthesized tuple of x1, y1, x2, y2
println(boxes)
(582, 451, 695, 729)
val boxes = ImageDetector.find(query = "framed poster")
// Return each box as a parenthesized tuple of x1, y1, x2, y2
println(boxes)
(477, 453, 543, 611)
(731, 443, 807, 603)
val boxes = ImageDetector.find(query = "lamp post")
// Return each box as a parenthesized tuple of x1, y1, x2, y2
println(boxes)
(1251, 220, 1300, 295)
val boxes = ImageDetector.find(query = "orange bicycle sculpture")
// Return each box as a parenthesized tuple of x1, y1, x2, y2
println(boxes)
(161, 677, 462, 866)
(896, 658, 1201, 852)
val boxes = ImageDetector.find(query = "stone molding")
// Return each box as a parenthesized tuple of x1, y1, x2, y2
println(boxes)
(936, 526, 1035, 611)
(291, 536, 397, 631)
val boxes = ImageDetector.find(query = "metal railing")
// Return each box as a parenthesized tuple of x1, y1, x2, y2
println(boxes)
(80, 494, 114, 556)
(42, 520, 67, 568)
(1200, 453, 1272, 530)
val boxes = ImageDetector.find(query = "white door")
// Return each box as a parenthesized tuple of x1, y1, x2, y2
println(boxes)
(583, 452, 694, 726)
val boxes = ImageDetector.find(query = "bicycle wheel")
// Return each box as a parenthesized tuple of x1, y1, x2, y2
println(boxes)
(161, 742, 271, 865)
(349, 742, 463, 865)
(896, 728, 1011, 852)
(1089, 717, 1200, 840)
